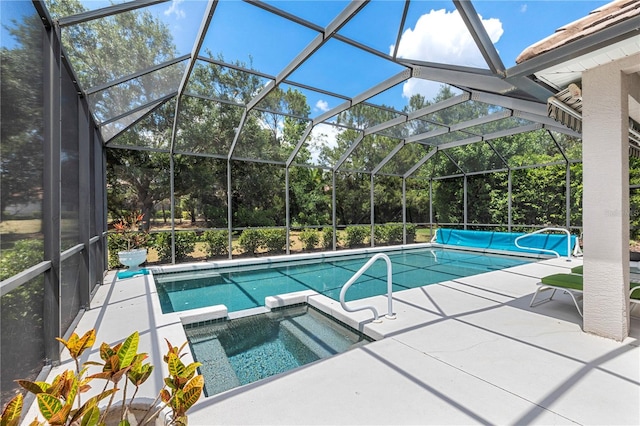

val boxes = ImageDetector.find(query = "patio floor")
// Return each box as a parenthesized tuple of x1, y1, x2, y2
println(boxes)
(31, 256, 640, 425)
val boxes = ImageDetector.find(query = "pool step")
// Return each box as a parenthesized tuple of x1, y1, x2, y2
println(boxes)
(279, 312, 357, 361)
(191, 337, 240, 396)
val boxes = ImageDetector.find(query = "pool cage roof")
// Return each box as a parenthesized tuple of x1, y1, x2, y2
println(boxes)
(38, 0, 639, 178)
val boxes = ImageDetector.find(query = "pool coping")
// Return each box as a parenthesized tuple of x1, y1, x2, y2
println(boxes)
(148, 243, 555, 277)
(149, 244, 432, 275)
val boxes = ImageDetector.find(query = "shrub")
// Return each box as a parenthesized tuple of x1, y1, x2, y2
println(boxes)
(0, 239, 44, 281)
(374, 223, 415, 245)
(262, 229, 288, 253)
(299, 229, 319, 251)
(152, 231, 197, 262)
(385, 223, 404, 244)
(374, 225, 387, 244)
(321, 227, 334, 250)
(0, 241, 45, 398)
(238, 228, 262, 255)
(406, 223, 417, 243)
(107, 233, 128, 269)
(152, 233, 171, 261)
(345, 226, 368, 248)
(202, 230, 229, 258)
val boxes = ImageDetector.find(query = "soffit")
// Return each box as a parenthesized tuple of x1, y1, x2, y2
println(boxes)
(531, 36, 640, 90)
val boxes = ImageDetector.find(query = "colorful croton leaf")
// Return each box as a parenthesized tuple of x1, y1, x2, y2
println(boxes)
(0, 393, 23, 426)
(161, 339, 204, 422)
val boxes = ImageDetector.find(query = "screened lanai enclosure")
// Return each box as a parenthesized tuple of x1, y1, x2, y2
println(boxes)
(2, 0, 639, 407)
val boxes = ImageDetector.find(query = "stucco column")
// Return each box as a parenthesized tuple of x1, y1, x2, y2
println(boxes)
(582, 54, 640, 340)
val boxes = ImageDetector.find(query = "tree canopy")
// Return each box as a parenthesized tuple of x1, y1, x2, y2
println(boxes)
(19, 1, 624, 236)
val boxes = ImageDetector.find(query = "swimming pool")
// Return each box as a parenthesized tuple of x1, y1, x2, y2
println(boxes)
(154, 247, 532, 314)
(186, 304, 370, 396)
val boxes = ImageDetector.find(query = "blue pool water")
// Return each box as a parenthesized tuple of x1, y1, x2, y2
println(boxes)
(185, 304, 370, 396)
(155, 247, 531, 314)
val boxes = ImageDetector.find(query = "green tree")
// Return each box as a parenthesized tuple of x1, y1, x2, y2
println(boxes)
(320, 102, 417, 226)
(232, 161, 285, 227)
(48, 0, 180, 115)
(107, 149, 170, 230)
(406, 178, 430, 224)
(48, 0, 180, 228)
(289, 167, 332, 226)
(174, 156, 227, 227)
(512, 165, 567, 226)
(374, 175, 402, 223)
(1, 11, 44, 220)
(335, 171, 370, 225)
(172, 56, 312, 229)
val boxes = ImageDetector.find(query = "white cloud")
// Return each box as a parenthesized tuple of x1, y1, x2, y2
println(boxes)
(520, 4, 528, 13)
(390, 9, 503, 102)
(392, 9, 503, 67)
(164, 0, 186, 19)
(315, 99, 330, 112)
(401, 78, 462, 103)
(309, 123, 341, 165)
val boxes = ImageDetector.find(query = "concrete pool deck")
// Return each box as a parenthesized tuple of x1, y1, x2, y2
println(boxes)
(30, 257, 640, 425)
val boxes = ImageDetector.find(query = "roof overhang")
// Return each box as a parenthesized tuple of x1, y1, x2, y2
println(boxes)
(512, 0, 640, 150)
(510, 0, 640, 94)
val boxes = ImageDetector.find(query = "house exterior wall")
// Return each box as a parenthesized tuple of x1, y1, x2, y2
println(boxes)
(583, 53, 640, 340)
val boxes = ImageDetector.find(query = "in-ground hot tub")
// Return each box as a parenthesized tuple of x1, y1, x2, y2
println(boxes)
(185, 304, 371, 396)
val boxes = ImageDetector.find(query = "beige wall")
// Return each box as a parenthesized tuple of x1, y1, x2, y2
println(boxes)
(582, 53, 640, 340)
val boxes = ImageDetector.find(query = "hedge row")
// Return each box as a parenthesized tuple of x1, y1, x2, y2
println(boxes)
(107, 224, 418, 268)
(344, 223, 417, 247)
(107, 229, 288, 268)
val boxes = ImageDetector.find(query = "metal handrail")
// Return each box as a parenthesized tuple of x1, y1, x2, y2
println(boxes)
(514, 227, 573, 260)
(339, 253, 396, 322)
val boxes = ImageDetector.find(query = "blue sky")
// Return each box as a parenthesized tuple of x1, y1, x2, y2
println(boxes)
(3, 0, 612, 114)
(159, 0, 611, 113)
